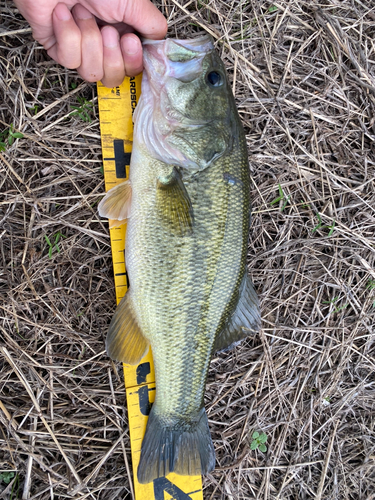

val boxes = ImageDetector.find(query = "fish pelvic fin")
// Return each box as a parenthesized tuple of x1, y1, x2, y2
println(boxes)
(106, 291, 149, 365)
(137, 406, 215, 484)
(156, 167, 194, 236)
(214, 273, 261, 352)
(98, 180, 132, 223)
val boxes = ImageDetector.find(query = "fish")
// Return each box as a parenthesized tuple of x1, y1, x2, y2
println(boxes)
(98, 34, 261, 484)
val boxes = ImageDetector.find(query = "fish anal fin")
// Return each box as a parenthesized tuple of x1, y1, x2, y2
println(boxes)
(106, 291, 149, 365)
(214, 273, 261, 352)
(98, 180, 132, 221)
(156, 167, 193, 236)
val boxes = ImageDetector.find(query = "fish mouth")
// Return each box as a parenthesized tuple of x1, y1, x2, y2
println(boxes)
(142, 35, 213, 83)
(141, 35, 214, 127)
(135, 35, 226, 170)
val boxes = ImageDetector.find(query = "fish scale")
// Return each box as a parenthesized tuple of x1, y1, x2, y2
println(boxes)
(97, 78, 205, 500)
(99, 35, 261, 485)
(127, 135, 249, 432)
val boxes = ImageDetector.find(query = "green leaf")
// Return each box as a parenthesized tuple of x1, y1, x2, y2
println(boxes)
(270, 196, 282, 206)
(252, 431, 259, 439)
(250, 440, 259, 450)
(0, 141, 6, 151)
(268, 5, 278, 13)
(281, 195, 291, 212)
(259, 444, 267, 452)
(44, 235, 52, 246)
(312, 212, 323, 233)
(13, 132, 24, 139)
(8, 135, 14, 146)
(270, 183, 287, 207)
(259, 433, 268, 443)
(328, 220, 336, 236)
(0, 471, 15, 484)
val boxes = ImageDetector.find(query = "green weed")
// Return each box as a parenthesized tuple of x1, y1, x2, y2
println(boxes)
(312, 213, 336, 236)
(323, 297, 348, 313)
(366, 280, 375, 308)
(0, 471, 15, 484)
(0, 124, 24, 151)
(44, 232, 66, 258)
(70, 96, 94, 122)
(0, 471, 19, 500)
(233, 5, 278, 40)
(29, 104, 39, 115)
(270, 183, 290, 211)
(10, 473, 19, 500)
(250, 431, 268, 452)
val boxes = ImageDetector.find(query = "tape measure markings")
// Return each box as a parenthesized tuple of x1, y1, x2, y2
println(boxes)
(97, 77, 204, 500)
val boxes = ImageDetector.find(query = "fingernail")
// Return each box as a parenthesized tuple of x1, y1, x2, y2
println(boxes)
(55, 4, 71, 21)
(102, 27, 119, 48)
(123, 36, 140, 56)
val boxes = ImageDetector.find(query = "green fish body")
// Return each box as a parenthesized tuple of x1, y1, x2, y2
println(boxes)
(99, 35, 260, 484)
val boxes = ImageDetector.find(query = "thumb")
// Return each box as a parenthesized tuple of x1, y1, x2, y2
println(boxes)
(121, 0, 167, 40)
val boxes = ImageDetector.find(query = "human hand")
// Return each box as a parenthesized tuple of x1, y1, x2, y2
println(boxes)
(13, 0, 167, 87)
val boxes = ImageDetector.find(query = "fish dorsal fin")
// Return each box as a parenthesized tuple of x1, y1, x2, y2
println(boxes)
(98, 180, 132, 221)
(156, 167, 193, 236)
(106, 292, 149, 365)
(214, 273, 261, 352)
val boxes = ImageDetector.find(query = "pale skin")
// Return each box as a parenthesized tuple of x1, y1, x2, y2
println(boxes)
(12, 0, 167, 88)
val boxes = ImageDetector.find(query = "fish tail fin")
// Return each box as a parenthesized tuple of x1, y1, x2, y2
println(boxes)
(137, 406, 215, 484)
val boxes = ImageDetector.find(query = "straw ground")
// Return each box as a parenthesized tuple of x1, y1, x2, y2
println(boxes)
(1, 0, 374, 498)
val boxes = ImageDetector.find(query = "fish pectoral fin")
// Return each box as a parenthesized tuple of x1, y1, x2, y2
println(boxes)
(98, 180, 132, 221)
(214, 273, 261, 352)
(106, 291, 149, 365)
(156, 167, 193, 236)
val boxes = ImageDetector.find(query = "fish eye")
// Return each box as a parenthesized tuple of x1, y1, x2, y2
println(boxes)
(206, 71, 223, 87)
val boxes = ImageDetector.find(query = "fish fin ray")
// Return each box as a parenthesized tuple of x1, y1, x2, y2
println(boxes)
(156, 167, 193, 236)
(106, 292, 149, 364)
(137, 406, 215, 484)
(98, 181, 132, 221)
(214, 273, 261, 352)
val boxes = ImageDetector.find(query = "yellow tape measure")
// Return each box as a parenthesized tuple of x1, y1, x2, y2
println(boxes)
(97, 78, 204, 500)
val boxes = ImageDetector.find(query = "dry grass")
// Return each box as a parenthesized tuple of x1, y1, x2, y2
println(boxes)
(1, 0, 375, 498)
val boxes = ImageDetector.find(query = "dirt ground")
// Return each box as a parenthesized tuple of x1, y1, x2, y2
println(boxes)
(1, 0, 375, 498)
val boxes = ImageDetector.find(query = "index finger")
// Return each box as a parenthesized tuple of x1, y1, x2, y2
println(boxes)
(122, 0, 167, 40)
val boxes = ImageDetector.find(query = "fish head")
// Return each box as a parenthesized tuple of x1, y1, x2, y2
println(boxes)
(135, 35, 238, 170)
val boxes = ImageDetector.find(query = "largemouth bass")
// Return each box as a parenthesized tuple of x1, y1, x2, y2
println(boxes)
(99, 35, 261, 484)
